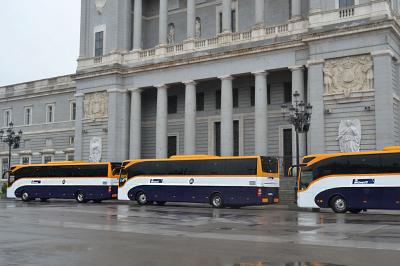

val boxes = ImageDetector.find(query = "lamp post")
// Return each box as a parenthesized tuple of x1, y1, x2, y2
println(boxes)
(0, 122, 22, 172)
(281, 91, 312, 176)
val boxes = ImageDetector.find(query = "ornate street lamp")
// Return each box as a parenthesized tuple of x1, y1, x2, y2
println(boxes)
(0, 122, 23, 172)
(281, 91, 312, 176)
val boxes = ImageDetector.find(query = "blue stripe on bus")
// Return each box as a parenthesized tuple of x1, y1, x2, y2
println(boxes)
(315, 187, 400, 210)
(15, 186, 118, 200)
(127, 185, 279, 206)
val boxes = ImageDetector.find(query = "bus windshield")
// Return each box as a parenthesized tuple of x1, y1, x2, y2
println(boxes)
(299, 168, 313, 190)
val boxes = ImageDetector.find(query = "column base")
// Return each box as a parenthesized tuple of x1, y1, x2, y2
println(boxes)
(183, 39, 196, 51)
(218, 32, 232, 44)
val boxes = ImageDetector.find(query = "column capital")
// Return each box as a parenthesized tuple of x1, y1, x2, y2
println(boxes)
(155, 84, 168, 90)
(251, 70, 268, 76)
(74, 93, 84, 98)
(219, 75, 234, 81)
(183, 80, 197, 86)
(128, 87, 143, 93)
(289, 65, 305, 71)
(371, 50, 395, 58)
(107, 88, 129, 94)
(307, 59, 325, 67)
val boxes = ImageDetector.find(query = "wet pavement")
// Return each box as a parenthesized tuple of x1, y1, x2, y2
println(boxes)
(0, 199, 399, 266)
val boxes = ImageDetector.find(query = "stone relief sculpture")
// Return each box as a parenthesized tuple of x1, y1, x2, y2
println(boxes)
(89, 137, 102, 162)
(323, 55, 374, 98)
(84, 91, 108, 120)
(337, 119, 362, 153)
(195, 17, 202, 38)
(168, 23, 175, 44)
(95, 0, 107, 14)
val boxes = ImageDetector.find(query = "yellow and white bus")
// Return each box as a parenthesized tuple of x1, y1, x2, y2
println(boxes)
(118, 155, 280, 208)
(297, 146, 400, 213)
(4, 161, 121, 203)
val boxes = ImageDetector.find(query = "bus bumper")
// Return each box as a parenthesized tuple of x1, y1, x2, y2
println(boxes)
(297, 192, 319, 208)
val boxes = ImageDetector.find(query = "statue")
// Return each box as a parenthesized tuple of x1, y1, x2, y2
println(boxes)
(95, 0, 107, 14)
(337, 120, 361, 153)
(89, 137, 102, 162)
(168, 23, 175, 44)
(195, 17, 201, 38)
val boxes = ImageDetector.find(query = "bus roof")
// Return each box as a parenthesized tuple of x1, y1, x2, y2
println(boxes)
(122, 155, 267, 164)
(302, 146, 400, 166)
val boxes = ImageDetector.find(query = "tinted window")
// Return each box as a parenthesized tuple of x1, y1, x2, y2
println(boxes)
(14, 165, 108, 178)
(261, 157, 279, 173)
(127, 159, 257, 178)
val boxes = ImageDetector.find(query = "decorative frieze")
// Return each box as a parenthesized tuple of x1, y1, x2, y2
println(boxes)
(324, 55, 373, 98)
(84, 91, 108, 120)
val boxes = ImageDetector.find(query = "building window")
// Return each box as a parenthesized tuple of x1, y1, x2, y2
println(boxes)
(70, 102, 76, 121)
(196, 92, 205, 112)
(69, 136, 75, 145)
(1, 158, 9, 174)
(4, 109, 12, 127)
(168, 95, 178, 114)
(219, 12, 223, 33)
(233, 88, 239, 108)
(66, 154, 74, 161)
(95, 31, 104, 57)
(24, 107, 32, 125)
(168, 135, 178, 157)
(231, 9, 236, 33)
(216, 90, 221, 110)
(233, 120, 239, 156)
(284, 83, 292, 103)
(46, 104, 55, 123)
(339, 0, 355, 8)
(43, 155, 53, 164)
(21, 156, 31, 165)
(250, 85, 271, 107)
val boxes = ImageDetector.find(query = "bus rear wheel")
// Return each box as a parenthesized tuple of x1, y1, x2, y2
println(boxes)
(76, 191, 88, 203)
(136, 192, 148, 205)
(210, 193, 224, 208)
(330, 195, 348, 213)
(21, 191, 31, 202)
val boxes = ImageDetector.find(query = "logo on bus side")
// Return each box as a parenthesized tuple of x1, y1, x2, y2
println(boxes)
(150, 179, 163, 184)
(189, 178, 195, 184)
(352, 179, 375, 185)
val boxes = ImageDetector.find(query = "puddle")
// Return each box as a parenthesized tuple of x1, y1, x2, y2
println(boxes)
(234, 262, 346, 266)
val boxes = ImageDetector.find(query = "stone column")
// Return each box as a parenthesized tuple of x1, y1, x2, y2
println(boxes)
(290, 66, 306, 160)
(372, 50, 395, 149)
(184, 81, 197, 155)
(133, 0, 142, 50)
(291, 0, 302, 20)
(307, 60, 325, 154)
(309, 0, 322, 14)
(255, 0, 265, 27)
(79, 0, 89, 57)
(74, 93, 84, 160)
(220, 76, 234, 156)
(253, 71, 268, 156)
(222, 0, 232, 33)
(187, 0, 196, 40)
(108, 89, 130, 162)
(129, 88, 142, 159)
(156, 85, 168, 158)
(159, 0, 168, 46)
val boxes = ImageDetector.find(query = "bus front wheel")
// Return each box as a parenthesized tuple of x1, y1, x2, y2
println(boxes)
(210, 193, 224, 208)
(136, 191, 148, 205)
(330, 195, 348, 213)
(21, 191, 31, 202)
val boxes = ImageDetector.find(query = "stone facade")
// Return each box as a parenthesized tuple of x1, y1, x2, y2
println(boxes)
(2, 0, 400, 173)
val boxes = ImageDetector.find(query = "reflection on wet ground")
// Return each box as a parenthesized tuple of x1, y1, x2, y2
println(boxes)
(0, 200, 399, 266)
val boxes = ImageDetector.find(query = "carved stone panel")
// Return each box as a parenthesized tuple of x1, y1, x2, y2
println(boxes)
(324, 55, 374, 98)
(84, 91, 108, 120)
(337, 119, 362, 153)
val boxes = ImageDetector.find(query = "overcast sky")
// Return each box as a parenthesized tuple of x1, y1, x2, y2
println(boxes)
(0, 0, 81, 87)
